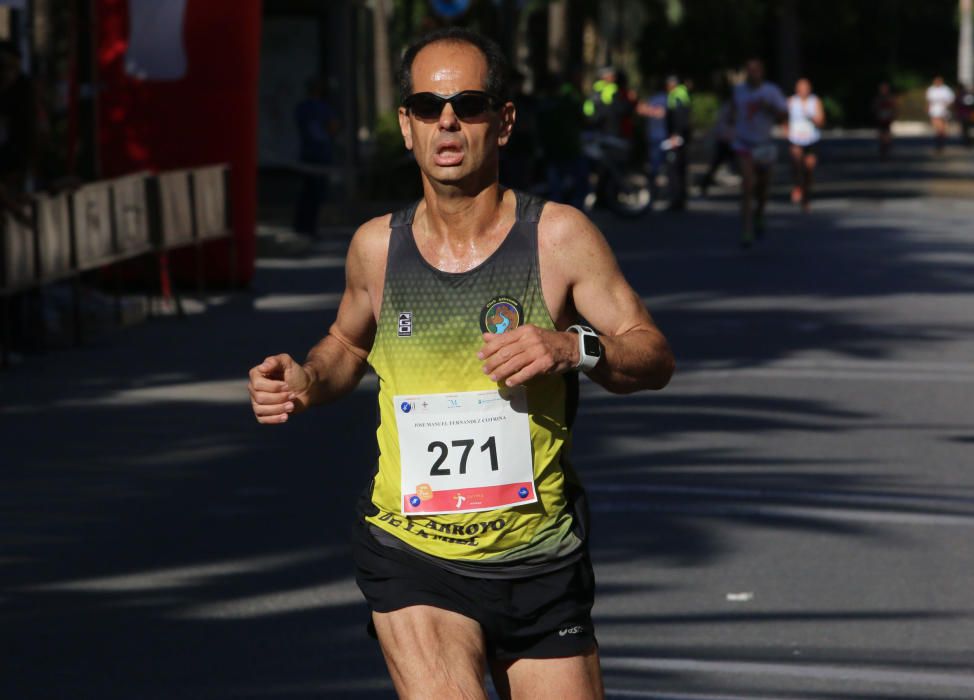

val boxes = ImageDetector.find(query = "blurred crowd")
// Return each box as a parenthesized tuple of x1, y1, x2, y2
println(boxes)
(492, 59, 974, 245)
(3, 32, 974, 240)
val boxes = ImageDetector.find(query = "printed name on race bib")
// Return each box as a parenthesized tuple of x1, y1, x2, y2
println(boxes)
(394, 387, 537, 515)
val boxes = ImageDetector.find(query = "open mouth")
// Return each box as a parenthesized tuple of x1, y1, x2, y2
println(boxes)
(433, 141, 464, 166)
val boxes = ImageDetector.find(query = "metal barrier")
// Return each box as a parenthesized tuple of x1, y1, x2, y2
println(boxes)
(1, 164, 235, 368)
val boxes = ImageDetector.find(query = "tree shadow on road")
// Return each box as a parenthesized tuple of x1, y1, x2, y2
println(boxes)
(4, 180, 974, 698)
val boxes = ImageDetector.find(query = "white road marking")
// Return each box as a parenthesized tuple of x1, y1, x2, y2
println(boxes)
(588, 482, 974, 509)
(255, 254, 346, 270)
(27, 548, 335, 593)
(601, 656, 974, 691)
(172, 577, 362, 619)
(590, 497, 974, 527)
(605, 690, 808, 700)
(253, 292, 343, 312)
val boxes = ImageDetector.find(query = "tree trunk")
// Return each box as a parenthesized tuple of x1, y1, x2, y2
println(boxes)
(777, 0, 800, 89)
(961, 0, 973, 87)
(547, 0, 568, 78)
(372, 0, 394, 114)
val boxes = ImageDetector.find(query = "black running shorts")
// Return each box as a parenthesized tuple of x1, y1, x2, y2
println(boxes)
(352, 522, 598, 660)
(790, 141, 818, 156)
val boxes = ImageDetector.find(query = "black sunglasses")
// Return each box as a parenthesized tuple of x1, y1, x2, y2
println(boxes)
(403, 90, 502, 121)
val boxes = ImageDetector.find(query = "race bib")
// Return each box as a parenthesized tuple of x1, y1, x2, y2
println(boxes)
(394, 388, 537, 515)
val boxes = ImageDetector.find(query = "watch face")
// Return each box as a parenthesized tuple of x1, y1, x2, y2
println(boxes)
(582, 334, 601, 357)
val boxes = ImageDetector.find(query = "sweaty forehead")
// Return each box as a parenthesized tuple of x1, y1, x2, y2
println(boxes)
(411, 42, 488, 95)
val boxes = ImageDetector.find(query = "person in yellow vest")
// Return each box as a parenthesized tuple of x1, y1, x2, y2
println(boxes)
(583, 67, 619, 130)
(248, 28, 674, 699)
(664, 75, 691, 210)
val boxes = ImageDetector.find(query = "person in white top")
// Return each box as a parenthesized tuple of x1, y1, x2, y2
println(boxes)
(727, 58, 788, 247)
(787, 78, 825, 212)
(926, 76, 955, 152)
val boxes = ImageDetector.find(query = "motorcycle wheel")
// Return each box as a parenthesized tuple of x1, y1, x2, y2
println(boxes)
(606, 172, 652, 217)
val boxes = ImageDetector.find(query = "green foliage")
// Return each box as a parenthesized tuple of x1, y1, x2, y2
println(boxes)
(890, 71, 927, 93)
(820, 96, 844, 125)
(366, 109, 422, 199)
(898, 87, 930, 122)
(374, 109, 405, 158)
(690, 91, 719, 131)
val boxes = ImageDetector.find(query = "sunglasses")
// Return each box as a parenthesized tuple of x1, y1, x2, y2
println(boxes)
(402, 90, 502, 121)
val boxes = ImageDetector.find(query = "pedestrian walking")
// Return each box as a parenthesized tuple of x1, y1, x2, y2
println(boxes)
(636, 82, 668, 204)
(248, 27, 674, 699)
(663, 75, 691, 211)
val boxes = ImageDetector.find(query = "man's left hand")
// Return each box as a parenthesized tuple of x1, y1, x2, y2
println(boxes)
(478, 325, 579, 387)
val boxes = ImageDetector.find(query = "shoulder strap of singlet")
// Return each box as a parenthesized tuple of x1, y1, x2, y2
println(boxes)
(390, 199, 421, 229)
(515, 190, 546, 224)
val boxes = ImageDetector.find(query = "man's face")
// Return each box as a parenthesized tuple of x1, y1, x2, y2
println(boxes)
(399, 41, 514, 186)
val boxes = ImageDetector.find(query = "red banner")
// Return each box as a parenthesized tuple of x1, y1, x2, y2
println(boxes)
(96, 0, 262, 285)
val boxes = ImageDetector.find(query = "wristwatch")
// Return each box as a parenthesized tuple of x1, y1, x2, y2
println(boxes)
(567, 324, 602, 372)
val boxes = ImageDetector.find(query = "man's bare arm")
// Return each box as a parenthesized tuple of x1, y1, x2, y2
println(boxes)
(479, 205, 674, 394)
(248, 217, 388, 423)
(557, 207, 674, 393)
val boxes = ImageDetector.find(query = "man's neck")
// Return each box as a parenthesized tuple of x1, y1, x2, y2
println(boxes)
(420, 179, 508, 244)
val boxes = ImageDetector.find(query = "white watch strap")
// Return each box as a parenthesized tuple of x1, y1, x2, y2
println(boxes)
(568, 324, 601, 372)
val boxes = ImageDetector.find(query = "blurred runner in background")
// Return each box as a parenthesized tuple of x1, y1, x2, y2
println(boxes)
(786, 78, 825, 213)
(926, 76, 954, 153)
(728, 59, 787, 248)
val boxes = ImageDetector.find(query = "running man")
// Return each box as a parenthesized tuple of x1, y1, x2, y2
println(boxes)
(248, 28, 674, 700)
(786, 78, 825, 212)
(926, 76, 955, 153)
(728, 58, 788, 247)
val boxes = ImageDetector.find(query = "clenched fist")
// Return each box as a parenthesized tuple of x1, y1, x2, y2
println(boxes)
(248, 354, 314, 424)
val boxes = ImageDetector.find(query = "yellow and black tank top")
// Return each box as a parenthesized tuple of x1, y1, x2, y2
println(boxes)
(360, 191, 588, 577)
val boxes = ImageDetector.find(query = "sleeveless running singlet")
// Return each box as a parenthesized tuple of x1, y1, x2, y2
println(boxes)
(788, 95, 820, 146)
(361, 191, 586, 569)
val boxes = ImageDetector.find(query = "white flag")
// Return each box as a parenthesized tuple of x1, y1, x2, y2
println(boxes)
(124, 0, 189, 81)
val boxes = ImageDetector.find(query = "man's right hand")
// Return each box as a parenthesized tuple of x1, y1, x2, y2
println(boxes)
(248, 354, 314, 424)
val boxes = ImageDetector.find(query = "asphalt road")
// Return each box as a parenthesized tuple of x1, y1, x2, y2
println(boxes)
(2, 137, 974, 699)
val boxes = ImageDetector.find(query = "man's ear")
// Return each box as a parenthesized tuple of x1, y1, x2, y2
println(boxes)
(497, 101, 516, 147)
(398, 107, 414, 151)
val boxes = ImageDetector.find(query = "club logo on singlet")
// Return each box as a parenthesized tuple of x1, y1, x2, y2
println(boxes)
(480, 296, 523, 335)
